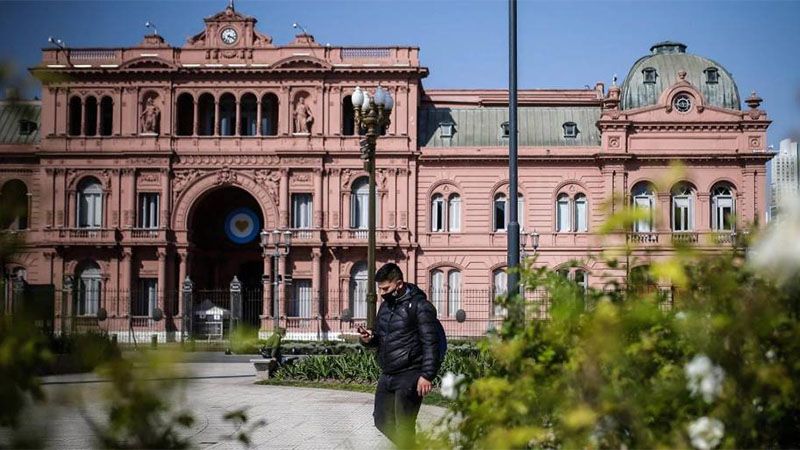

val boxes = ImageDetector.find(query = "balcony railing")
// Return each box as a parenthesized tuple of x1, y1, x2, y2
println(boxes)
(628, 232, 659, 244)
(327, 229, 398, 246)
(671, 232, 699, 244)
(43, 227, 118, 245)
(289, 229, 321, 244)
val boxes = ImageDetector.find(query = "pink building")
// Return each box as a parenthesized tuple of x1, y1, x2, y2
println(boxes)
(0, 6, 771, 339)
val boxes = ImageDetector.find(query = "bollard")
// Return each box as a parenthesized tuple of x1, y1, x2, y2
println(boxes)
(151, 334, 158, 349)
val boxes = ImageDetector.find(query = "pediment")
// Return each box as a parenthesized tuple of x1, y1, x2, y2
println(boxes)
(120, 57, 176, 70)
(271, 56, 332, 71)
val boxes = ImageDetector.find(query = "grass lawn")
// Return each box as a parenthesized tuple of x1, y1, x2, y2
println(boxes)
(257, 379, 454, 408)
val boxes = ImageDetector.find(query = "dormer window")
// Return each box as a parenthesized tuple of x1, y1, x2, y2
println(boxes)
(500, 121, 510, 138)
(562, 122, 578, 138)
(642, 67, 658, 84)
(18, 120, 37, 136)
(439, 121, 455, 138)
(704, 67, 719, 84)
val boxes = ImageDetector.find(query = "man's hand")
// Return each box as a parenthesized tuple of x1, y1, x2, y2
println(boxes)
(417, 376, 432, 397)
(357, 326, 374, 344)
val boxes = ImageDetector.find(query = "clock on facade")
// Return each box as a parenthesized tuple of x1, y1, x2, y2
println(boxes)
(220, 27, 238, 45)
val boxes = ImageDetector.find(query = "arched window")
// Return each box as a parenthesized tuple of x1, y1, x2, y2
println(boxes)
(99, 96, 113, 136)
(349, 262, 368, 319)
(77, 178, 103, 228)
(1, 180, 29, 230)
(574, 194, 588, 232)
(447, 270, 461, 317)
(261, 93, 279, 136)
(574, 269, 588, 292)
(350, 177, 369, 230)
(448, 194, 461, 232)
(68, 96, 82, 136)
(77, 262, 101, 316)
(632, 182, 655, 232)
(176, 93, 194, 136)
(492, 268, 508, 317)
(84, 96, 97, 137)
(430, 269, 445, 316)
(711, 183, 735, 231)
(342, 95, 355, 136)
(431, 194, 444, 232)
(239, 93, 258, 136)
(671, 183, 695, 232)
(218, 93, 236, 136)
(197, 93, 215, 136)
(556, 194, 570, 232)
(493, 193, 506, 232)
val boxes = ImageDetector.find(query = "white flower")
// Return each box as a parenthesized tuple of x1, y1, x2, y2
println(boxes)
(440, 371, 465, 399)
(675, 311, 688, 321)
(684, 354, 725, 403)
(687, 417, 725, 450)
(766, 349, 776, 362)
(749, 192, 800, 283)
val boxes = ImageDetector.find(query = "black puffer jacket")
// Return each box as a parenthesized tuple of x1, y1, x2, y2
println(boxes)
(364, 283, 440, 381)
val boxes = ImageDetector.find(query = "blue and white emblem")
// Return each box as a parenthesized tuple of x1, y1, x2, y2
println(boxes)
(224, 207, 260, 244)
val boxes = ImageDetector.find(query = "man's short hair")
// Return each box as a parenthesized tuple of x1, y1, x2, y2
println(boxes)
(376, 263, 404, 283)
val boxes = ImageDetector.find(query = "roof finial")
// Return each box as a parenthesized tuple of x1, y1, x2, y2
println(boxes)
(227, 0, 234, 10)
(612, 73, 617, 87)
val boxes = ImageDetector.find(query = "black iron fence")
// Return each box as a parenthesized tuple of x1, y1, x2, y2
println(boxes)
(5, 279, 556, 343)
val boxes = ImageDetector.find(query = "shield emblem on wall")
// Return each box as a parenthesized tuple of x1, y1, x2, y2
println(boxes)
(224, 207, 260, 244)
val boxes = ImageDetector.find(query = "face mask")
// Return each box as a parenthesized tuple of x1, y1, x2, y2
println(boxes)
(381, 283, 402, 302)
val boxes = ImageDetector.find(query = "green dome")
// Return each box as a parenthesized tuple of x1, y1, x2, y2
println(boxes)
(620, 42, 741, 111)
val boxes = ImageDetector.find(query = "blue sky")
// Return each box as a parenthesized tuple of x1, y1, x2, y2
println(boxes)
(1, 0, 798, 145)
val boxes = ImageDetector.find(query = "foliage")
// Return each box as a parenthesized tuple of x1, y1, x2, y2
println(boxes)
(0, 316, 53, 428)
(433, 216, 800, 448)
(83, 349, 196, 449)
(45, 330, 121, 374)
(273, 345, 493, 386)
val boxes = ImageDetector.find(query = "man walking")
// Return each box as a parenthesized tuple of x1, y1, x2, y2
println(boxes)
(359, 263, 442, 446)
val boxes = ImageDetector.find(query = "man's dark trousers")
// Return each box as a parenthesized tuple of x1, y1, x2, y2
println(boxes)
(373, 370, 423, 445)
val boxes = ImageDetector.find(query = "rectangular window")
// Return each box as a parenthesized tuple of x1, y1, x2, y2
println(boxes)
(292, 194, 313, 229)
(447, 271, 461, 317)
(575, 199, 588, 232)
(448, 196, 461, 232)
(557, 199, 570, 232)
(634, 196, 653, 232)
(78, 193, 102, 228)
(714, 197, 734, 231)
(430, 271, 445, 317)
(673, 196, 692, 231)
(432, 197, 444, 232)
(138, 193, 159, 229)
(133, 279, 157, 317)
(290, 279, 312, 318)
(494, 199, 506, 231)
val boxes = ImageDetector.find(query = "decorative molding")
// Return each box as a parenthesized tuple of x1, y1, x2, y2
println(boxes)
(174, 154, 280, 167)
(214, 167, 238, 186)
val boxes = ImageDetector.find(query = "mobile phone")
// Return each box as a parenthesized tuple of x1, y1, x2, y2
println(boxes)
(356, 325, 368, 335)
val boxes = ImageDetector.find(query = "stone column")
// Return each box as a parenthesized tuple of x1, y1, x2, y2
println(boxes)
(234, 95, 241, 137)
(194, 100, 200, 136)
(311, 248, 322, 318)
(177, 249, 187, 317)
(657, 193, 671, 232)
(279, 169, 289, 228)
(256, 99, 262, 137)
(157, 248, 167, 312)
(67, 190, 77, 228)
(697, 193, 710, 231)
(214, 98, 220, 136)
(121, 248, 132, 316)
(313, 168, 323, 228)
(160, 169, 170, 229)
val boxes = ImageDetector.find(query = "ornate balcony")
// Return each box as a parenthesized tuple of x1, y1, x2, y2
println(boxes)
(120, 228, 168, 245)
(289, 229, 322, 245)
(327, 229, 400, 248)
(43, 227, 119, 246)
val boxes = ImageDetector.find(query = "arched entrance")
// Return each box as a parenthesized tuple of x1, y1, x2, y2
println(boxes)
(187, 186, 265, 327)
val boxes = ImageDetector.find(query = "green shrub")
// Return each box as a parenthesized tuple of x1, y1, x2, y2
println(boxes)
(434, 252, 800, 449)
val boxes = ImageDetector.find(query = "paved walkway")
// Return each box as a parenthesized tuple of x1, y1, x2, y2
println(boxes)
(4, 362, 447, 449)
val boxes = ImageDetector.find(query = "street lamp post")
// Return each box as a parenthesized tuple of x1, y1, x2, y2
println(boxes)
(260, 229, 292, 330)
(350, 85, 393, 329)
